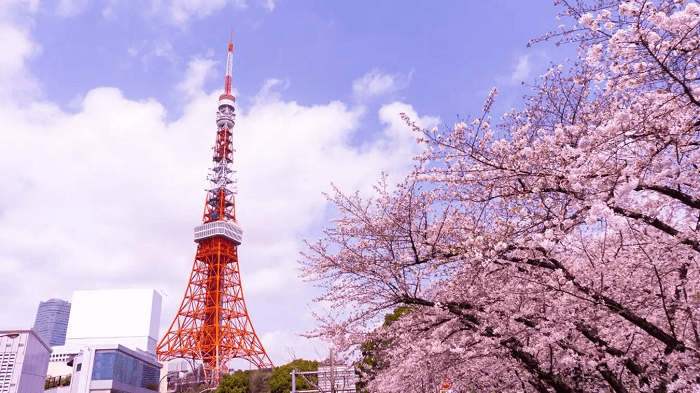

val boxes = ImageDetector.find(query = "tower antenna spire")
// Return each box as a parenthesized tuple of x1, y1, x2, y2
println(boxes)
(224, 29, 234, 96)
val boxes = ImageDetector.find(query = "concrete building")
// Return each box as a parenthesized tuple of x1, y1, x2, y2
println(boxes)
(47, 289, 162, 383)
(68, 344, 162, 393)
(65, 289, 162, 356)
(33, 299, 71, 347)
(0, 329, 52, 393)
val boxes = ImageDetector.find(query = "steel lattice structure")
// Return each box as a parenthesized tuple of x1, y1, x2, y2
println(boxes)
(157, 33, 273, 387)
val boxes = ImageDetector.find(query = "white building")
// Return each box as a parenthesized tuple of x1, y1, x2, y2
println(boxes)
(47, 289, 162, 381)
(65, 289, 162, 355)
(0, 329, 52, 393)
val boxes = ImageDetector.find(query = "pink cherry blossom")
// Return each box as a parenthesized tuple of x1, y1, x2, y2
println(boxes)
(301, 1, 700, 391)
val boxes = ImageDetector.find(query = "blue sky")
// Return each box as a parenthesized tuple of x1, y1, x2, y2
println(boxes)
(0, 0, 570, 367)
(29, 0, 565, 118)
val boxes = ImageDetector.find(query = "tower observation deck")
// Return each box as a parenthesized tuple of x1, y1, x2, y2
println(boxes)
(156, 33, 273, 388)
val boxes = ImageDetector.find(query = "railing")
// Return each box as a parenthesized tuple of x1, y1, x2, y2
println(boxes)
(194, 221, 243, 244)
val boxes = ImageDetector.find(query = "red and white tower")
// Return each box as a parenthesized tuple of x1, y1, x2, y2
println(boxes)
(157, 33, 273, 387)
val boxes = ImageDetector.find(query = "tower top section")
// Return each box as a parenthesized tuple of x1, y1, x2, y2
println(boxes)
(199, 32, 240, 241)
(219, 29, 235, 105)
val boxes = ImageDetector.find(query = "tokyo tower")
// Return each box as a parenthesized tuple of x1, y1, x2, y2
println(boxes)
(157, 33, 273, 387)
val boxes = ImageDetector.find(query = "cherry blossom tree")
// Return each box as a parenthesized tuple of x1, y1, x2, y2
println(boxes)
(301, 1, 700, 391)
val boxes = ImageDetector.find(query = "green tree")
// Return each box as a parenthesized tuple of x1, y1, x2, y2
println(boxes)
(356, 307, 410, 392)
(269, 359, 318, 393)
(247, 368, 273, 393)
(215, 370, 251, 393)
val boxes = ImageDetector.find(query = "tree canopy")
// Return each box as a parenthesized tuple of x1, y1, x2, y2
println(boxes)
(269, 359, 318, 393)
(216, 371, 251, 393)
(301, 0, 700, 391)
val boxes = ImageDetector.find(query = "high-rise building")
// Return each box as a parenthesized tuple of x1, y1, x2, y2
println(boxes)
(33, 299, 71, 347)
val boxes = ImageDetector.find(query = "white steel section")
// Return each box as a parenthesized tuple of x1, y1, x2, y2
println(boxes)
(226, 52, 233, 77)
(216, 105, 235, 129)
(194, 221, 243, 245)
(218, 97, 235, 106)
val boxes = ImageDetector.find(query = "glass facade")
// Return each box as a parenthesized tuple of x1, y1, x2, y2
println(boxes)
(92, 350, 159, 388)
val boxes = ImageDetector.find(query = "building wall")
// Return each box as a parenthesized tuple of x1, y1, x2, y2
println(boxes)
(0, 330, 52, 393)
(33, 299, 71, 347)
(65, 289, 162, 355)
(69, 347, 93, 393)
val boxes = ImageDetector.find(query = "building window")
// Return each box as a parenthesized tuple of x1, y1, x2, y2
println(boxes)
(92, 352, 116, 380)
(92, 351, 157, 388)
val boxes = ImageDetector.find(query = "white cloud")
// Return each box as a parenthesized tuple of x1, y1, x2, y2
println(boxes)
(377, 101, 439, 159)
(0, 23, 36, 74)
(176, 57, 218, 97)
(56, 0, 89, 17)
(510, 54, 531, 84)
(164, 0, 246, 26)
(260, 0, 275, 11)
(252, 78, 290, 105)
(0, 22, 41, 100)
(101, 0, 120, 20)
(126, 39, 180, 71)
(352, 68, 411, 100)
(0, 0, 40, 19)
(144, 41, 178, 70)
